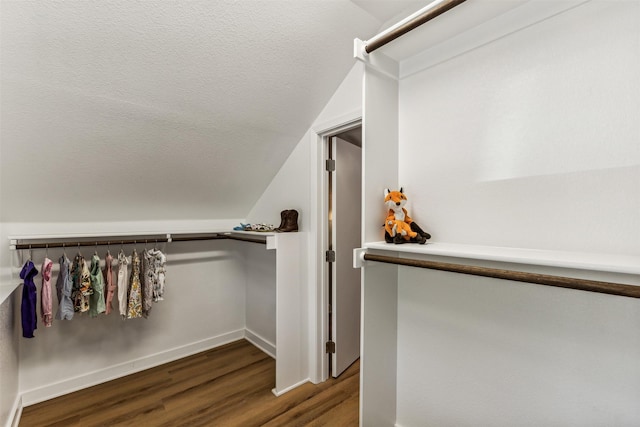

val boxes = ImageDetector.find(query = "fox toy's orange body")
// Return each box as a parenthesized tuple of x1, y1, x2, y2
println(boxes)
(384, 189, 418, 241)
(383, 188, 431, 245)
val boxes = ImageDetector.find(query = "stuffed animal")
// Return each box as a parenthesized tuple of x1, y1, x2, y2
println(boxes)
(384, 188, 431, 244)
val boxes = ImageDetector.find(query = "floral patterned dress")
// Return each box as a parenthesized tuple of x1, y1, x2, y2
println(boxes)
(148, 249, 167, 302)
(127, 249, 143, 319)
(71, 254, 92, 313)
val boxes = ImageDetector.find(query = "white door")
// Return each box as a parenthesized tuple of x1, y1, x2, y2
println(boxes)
(331, 135, 362, 377)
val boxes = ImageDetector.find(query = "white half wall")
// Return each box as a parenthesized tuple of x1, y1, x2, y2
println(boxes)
(243, 242, 277, 351)
(0, 294, 20, 427)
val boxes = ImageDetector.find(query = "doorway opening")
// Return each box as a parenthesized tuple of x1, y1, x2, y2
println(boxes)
(324, 125, 362, 378)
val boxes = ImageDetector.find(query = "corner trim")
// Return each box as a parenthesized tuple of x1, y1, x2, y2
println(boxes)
(244, 328, 276, 359)
(7, 395, 22, 427)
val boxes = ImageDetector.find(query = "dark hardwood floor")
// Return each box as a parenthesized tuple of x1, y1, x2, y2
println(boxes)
(19, 340, 359, 427)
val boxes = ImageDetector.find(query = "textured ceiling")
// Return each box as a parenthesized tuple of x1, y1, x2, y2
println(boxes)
(0, 0, 417, 222)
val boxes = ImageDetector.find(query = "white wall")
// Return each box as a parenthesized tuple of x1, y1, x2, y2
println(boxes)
(399, 0, 640, 255)
(247, 134, 311, 230)
(397, 267, 640, 426)
(247, 62, 364, 229)
(389, 1, 640, 425)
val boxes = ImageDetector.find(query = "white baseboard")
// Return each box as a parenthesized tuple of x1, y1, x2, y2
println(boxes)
(271, 378, 310, 397)
(244, 328, 276, 359)
(20, 329, 245, 407)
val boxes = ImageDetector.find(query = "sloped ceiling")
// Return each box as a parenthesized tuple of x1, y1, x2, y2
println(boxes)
(0, 0, 420, 223)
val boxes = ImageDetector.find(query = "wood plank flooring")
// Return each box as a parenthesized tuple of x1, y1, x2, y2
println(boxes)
(19, 340, 359, 427)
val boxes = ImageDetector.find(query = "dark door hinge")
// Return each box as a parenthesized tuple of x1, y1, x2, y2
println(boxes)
(326, 159, 336, 172)
(326, 250, 335, 263)
(326, 341, 336, 354)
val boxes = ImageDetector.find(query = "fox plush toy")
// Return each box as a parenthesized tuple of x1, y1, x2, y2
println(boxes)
(384, 188, 431, 244)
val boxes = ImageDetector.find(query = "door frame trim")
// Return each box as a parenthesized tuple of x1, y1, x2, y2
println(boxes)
(310, 113, 362, 383)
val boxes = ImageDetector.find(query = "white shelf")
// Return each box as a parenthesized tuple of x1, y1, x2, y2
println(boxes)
(364, 241, 640, 276)
(226, 230, 276, 237)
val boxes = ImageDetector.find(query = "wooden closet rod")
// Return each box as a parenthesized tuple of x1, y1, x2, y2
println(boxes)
(365, 0, 468, 54)
(13, 236, 169, 250)
(363, 253, 640, 299)
(12, 233, 268, 250)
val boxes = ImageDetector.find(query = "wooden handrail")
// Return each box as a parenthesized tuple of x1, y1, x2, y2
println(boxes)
(363, 253, 640, 299)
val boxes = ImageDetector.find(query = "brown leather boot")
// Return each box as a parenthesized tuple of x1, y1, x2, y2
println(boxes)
(277, 209, 298, 232)
(276, 210, 288, 231)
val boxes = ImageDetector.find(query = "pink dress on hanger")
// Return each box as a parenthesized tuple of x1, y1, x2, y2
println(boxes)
(41, 258, 53, 327)
(103, 253, 116, 315)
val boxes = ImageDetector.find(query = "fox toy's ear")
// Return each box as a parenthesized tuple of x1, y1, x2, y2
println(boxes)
(399, 187, 404, 194)
(385, 189, 390, 196)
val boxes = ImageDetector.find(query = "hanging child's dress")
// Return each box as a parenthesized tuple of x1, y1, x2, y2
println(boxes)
(127, 249, 143, 319)
(117, 250, 129, 319)
(89, 254, 106, 317)
(103, 252, 116, 315)
(55, 255, 74, 320)
(142, 250, 154, 318)
(145, 248, 166, 302)
(41, 258, 53, 327)
(20, 260, 38, 338)
(71, 254, 92, 313)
